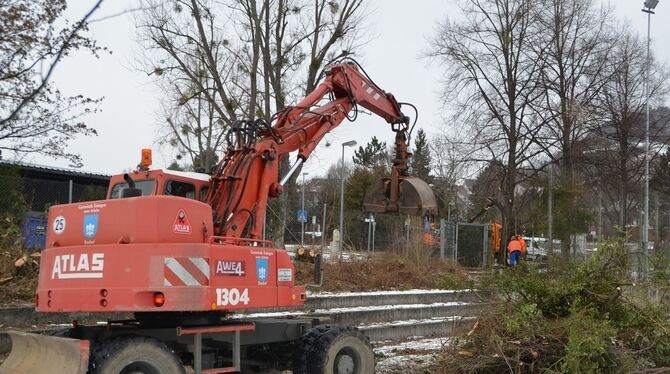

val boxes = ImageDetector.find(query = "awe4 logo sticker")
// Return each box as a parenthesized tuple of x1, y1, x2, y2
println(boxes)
(83, 214, 98, 238)
(255, 257, 268, 285)
(173, 209, 192, 234)
(215, 260, 245, 276)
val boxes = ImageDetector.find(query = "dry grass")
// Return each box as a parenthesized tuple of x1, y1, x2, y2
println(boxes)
(0, 216, 39, 306)
(295, 252, 470, 292)
(0, 249, 39, 306)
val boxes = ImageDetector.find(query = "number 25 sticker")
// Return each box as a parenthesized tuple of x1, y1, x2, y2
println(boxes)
(53, 216, 66, 234)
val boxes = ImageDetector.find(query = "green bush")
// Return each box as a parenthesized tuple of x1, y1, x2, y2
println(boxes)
(561, 310, 618, 373)
(435, 237, 670, 373)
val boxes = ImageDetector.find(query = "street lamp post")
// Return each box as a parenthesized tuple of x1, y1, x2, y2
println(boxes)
(339, 140, 357, 251)
(642, 0, 659, 256)
(300, 172, 308, 247)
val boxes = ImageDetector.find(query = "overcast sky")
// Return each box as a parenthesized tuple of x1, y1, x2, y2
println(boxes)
(22, 0, 670, 177)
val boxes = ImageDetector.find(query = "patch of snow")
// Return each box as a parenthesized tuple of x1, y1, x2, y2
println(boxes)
(231, 310, 308, 319)
(232, 302, 468, 319)
(362, 316, 475, 329)
(374, 337, 452, 373)
(374, 337, 451, 355)
(376, 353, 434, 373)
(308, 289, 472, 297)
(316, 302, 468, 314)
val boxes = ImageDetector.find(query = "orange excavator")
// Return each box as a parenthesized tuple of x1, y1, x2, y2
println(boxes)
(0, 59, 436, 374)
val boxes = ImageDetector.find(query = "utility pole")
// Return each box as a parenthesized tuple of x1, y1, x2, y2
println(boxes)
(339, 140, 357, 251)
(598, 192, 603, 240)
(372, 218, 376, 251)
(321, 203, 327, 250)
(548, 165, 553, 253)
(655, 191, 660, 243)
(642, 0, 659, 256)
(300, 172, 308, 246)
(366, 213, 375, 252)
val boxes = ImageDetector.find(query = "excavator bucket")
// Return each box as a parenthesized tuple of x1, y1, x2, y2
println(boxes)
(0, 331, 90, 374)
(363, 176, 437, 216)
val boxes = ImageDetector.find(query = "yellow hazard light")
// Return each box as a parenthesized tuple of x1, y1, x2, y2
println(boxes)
(141, 148, 153, 169)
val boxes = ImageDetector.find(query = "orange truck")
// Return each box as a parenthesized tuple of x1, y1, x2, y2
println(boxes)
(1, 60, 436, 374)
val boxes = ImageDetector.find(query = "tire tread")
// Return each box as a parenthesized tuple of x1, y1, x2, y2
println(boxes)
(90, 335, 184, 374)
(303, 325, 374, 374)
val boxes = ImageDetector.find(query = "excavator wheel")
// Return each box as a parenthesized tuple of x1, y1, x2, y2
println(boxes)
(293, 324, 332, 374)
(90, 336, 185, 374)
(295, 325, 374, 374)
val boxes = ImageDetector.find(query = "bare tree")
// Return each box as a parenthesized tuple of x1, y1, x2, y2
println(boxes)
(585, 29, 670, 233)
(430, 132, 476, 219)
(137, 0, 367, 243)
(531, 0, 615, 254)
(137, 0, 242, 171)
(0, 0, 105, 166)
(302, 0, 366, 93)
(533, 0, 613, 170)
(428, 0, 545, 257)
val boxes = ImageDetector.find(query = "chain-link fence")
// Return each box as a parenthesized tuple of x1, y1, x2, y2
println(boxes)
(282, 205, 492, 268)
(283, 207, 415, 251)
(1, 173, 108, 213)
(438, 220, 490, 267)
(1, 171, 108, 250)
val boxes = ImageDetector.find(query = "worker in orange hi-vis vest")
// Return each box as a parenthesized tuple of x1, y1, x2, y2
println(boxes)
(518, 235, 527, 257)
(507, 235, 524, 267)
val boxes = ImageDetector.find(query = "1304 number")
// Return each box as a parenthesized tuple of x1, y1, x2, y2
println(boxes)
(215, 288, 250, 306)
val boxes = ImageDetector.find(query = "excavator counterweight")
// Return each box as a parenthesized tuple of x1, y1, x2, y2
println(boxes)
(0, 332, 89, 374)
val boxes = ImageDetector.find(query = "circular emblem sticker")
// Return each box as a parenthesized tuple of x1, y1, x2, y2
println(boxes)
(52, 215, 66, 234)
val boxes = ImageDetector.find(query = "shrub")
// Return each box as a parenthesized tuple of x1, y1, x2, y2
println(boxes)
(434, 237, 670, 373)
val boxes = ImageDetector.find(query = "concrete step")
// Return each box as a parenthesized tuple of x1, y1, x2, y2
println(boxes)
(303, 289, 481, 310)
(0, 290, 483, 328)
(0, 290, 487, 346)
(361, 316, 476, 342)
(309, 302, 486, 325)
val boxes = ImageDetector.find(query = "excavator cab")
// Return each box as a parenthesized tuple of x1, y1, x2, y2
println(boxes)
(106, 149, 211, 202)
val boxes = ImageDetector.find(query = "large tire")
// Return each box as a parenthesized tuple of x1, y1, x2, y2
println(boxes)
(90, 336, 185, 374)
(293, 325, 333, 374)
(307, 326, 375, 374)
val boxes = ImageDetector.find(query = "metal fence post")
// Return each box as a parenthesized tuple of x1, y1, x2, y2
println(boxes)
(454, 222, 459, 263)
(68, 179, 73, 203)
(367, 213, 372, 252)
(439, 219, 446, 260)
(483, 224, 489, 267)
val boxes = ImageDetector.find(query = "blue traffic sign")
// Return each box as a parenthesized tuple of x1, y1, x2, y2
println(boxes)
(297, 210, 308, 223)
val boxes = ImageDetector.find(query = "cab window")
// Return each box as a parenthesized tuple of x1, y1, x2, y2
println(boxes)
(165, 180, 196, 199)
(199, 187, 209, 202)
(110, 180, 155, 199)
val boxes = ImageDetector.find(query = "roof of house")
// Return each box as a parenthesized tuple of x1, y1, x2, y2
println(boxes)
(0, 159, 111, 182)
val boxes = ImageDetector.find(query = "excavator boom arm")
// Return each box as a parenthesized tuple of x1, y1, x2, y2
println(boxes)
(206, 61, 435, 238)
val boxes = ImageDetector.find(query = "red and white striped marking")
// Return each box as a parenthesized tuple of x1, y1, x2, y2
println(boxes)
(164, 257, 210, 286)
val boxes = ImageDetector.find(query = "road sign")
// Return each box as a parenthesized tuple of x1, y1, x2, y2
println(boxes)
(297, 210, 308, 223)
